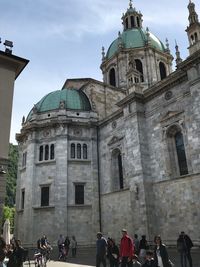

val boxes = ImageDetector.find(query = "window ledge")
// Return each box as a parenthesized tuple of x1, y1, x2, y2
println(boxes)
(102, 187, 130, 196)
(32, 205, 55, 210)
(68, 159, 91, 163)
(16, 209, 24, 213)
(19, 166, 26, 172)
(156, 172, 200, 184)
(35, 160, 56, 165)
(68, 204, 92, 209)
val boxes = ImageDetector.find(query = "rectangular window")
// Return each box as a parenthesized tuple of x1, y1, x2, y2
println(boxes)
(21, 190, 25, 210)
(22, 152, 27, 167)
(75, 184, 84, 205)
(41, 186, 49, 207)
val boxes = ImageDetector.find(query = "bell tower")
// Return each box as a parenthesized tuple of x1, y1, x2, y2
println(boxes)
(186, 0, 200, 55)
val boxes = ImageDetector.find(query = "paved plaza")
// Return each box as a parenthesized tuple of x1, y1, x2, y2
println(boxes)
(23, 247, 200, 267)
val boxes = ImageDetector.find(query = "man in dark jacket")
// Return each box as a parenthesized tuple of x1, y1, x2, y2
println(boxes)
(177, 231, 193, 267)
(96, 232, 107, 267)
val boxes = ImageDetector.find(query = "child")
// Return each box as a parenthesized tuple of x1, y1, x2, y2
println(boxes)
(142, 251, 157, 267)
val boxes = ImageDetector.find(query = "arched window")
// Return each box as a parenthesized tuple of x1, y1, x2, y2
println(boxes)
(166, 125, 188, 177)
(135, 59, 144, 82)
(39, 146, 43, 161)
(137, 17, 140, 27)
(131, 16, 135, 27)
(175, 132, 188, 176)
(191, 35, 194, 44)
(50, 144, 54, 160)
(83, 144, 87, 159)
(71, 143, 75, 159)
(77, 144, 81, 159)
(109, 68, 116, 87)
(126, 18, 128, 29)
(159, 62, 167, 80)
(194, 32, 198, 42)
(45, 145, 49, 160)
(111, 149, 124, 191)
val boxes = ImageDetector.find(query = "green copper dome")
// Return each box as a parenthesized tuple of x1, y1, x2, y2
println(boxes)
(106, 28, 166, 59)
(27, 88, 91, 121)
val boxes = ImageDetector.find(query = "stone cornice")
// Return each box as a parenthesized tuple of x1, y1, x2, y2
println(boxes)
(62, 77, 126, 93)
(0, 50, 29, 79)
(178, 49, 200, 71)
(143, 70, 187, 101)
(117, 91, 144, 107)
(16, 120, 98, 142)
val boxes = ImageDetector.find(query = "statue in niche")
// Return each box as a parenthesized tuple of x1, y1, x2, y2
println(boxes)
(128, 53, 136, 71)
(59, 100, 65, 109)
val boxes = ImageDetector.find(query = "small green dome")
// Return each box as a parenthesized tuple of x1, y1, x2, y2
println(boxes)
(27, 88, 91, 121)
(107, 28, 165, 59)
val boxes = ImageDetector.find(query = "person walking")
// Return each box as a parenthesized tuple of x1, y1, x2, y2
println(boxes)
(154, 235, 171, 267)
(177, 231, 193, 267)
(120, 229, 134, 267)
(71, 236, 77, 258)
(96, 232, 107, 267)
(107, 238, 119, 267)
(12, 239, 24, 267)
(134, 234, 140, 256)
(139, 235, 149, 264)
(64, 236, 70, 258)
(57, 234, 65, 259)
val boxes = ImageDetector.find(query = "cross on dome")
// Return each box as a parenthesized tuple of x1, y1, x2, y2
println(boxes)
(129, 0, 133, 8)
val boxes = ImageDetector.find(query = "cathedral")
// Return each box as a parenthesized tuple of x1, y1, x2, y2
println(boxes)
(15, 1, 200, 246)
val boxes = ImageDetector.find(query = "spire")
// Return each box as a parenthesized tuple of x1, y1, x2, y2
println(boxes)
(186, 0, 200, 55)
(118, 31, 123, 50)
(165, 38, 170, 53)
(188, 0, 199, 25)
(129, 0, 133, 9)
(146, 27, 151, 45)
(175, 40, 182, 66)
(101, 46, 105, 61)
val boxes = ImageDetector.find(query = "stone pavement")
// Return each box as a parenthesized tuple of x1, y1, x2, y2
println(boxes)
(23, 247, 200, 267)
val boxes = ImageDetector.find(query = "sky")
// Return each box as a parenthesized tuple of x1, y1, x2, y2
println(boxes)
(0, 0, 199, 144)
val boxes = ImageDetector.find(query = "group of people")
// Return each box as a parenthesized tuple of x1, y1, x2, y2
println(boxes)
(36, 234, 53, 262)
(57, 234, 77, 260)
(0, 236, 27, 267)
(96, 229, 194, 267)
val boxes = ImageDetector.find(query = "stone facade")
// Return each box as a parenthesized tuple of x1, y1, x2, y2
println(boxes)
(15, 1, 200, 246)
(0, 50, 28, 222)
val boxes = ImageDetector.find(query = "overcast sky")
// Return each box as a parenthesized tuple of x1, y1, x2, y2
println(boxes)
(0, 0, 199, 144)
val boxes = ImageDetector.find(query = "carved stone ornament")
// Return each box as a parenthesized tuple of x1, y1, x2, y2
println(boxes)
(165, 90, 173, 100)
(43, 130, 51, 137)
(59, 100, 65, 109)
(112, 121, 117, 129)
(108, 135, 123, 146)
(160, 110, 184, 123)
(74, 128, 82, 136)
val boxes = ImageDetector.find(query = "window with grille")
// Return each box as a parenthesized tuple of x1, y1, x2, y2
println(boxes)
(41, 186, 50, 207)
(75, 184, 84, 205)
